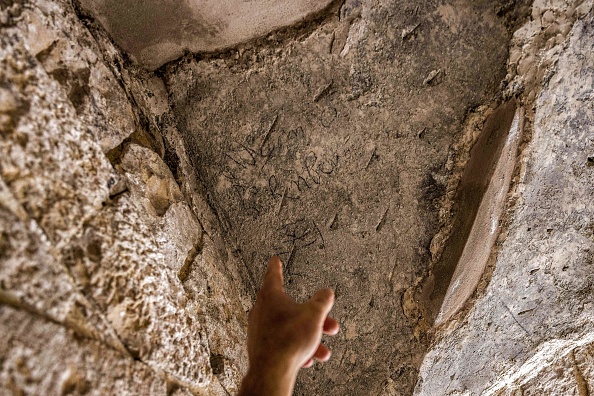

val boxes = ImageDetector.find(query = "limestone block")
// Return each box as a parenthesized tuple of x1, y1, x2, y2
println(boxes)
(120, 143, 183, 216)
(0, 190, 128, 354)
(65, 193, 212, 388)
(160, 202, 204, 276)
(18, 2, 136, 153)
(0, 305, 167, 396)
(0, 19, 115, 248)
(181, 233, 249, 393)
(77, 0, 335, 69)
(416, 10, 594, 395)
(0, 2, 242, 391)
(0, 15, 128, 354)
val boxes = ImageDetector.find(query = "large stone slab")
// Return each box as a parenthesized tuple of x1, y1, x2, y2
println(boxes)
(436, 105, 523, 325)
(164, 0, 518, 393)
(77, 0, 335, 69)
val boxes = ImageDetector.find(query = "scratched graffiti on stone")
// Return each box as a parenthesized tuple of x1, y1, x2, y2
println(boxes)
(220, 120, 340, 218)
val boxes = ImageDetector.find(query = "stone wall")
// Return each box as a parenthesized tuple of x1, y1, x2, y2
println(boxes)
(1, 0, 593, 395)
(0, 1, 248, 394)
(416, 1, 594, 394)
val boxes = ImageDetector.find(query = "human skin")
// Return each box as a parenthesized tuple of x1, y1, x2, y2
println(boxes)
(238, 256, 340, 396)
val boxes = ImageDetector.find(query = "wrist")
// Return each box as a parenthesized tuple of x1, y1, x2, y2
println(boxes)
(239, 360, 298, 396)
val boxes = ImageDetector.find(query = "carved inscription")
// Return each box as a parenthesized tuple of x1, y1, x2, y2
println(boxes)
(219, 117, 340, 218)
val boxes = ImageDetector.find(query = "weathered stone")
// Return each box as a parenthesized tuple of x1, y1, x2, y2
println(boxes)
(120, 143, 183, 216)
(0, 191, 128, 354)
(0, 305, 168, 395)
(1, 0, 593, 394)
(164, 0, 521, 393)
(19, 2, 137, 153)
(0, 16, 130, 356)
(416, 6, 594, 395)
(1, 0, 248, 394)
(77, 0, 336, 70)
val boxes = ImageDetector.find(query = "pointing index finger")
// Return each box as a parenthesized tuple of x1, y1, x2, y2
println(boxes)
(262, 256, 284, 292)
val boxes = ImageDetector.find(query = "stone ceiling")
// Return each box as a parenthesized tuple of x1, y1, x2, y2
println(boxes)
(77, 0, 335, 69)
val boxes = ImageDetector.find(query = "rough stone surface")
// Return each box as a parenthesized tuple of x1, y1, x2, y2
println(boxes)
(0, 305, 168, 395)
(17, 3, 136, 153)
(1, 0, 593, 394)
(1, 0, 248, 394)
(164, 1, 523, 394)
(416, 3, 594, 395)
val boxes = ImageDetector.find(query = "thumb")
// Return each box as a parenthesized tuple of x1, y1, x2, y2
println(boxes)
(308, 288, 335, 318)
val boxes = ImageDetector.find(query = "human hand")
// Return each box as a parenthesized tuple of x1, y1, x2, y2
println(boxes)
(238, 256, 339, 396)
